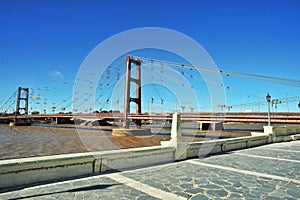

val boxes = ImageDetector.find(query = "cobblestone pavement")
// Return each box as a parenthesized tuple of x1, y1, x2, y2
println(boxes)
(1, 140, 300, 199)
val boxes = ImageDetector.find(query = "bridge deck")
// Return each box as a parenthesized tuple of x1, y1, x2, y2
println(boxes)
(1, 112, 300, 124)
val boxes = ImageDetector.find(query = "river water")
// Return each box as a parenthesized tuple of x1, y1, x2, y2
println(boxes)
(0, 124, 170, 160)
(0, 123, 246, 160)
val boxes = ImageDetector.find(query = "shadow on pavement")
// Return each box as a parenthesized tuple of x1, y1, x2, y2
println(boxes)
(8, 184, 120, 200)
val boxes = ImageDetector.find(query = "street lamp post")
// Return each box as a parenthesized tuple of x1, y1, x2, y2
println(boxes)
(266, 93, 271, 126)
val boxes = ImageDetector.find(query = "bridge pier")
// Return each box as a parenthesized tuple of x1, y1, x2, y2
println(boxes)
(199, 121, 224, 131)
(54, 117, 73, 124)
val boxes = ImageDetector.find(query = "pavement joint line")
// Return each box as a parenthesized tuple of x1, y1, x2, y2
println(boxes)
(263, 147, 300, 153)
(234, 152, 300, 163)
(186, 160, 300, 185)
(108, 173, 186, 200)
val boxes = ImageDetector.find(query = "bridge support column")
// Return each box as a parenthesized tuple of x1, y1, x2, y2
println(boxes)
(14, 87, 30, 125)
(113, 56, 151, 136)
(123, 56, 142, 129)
(15, 87, 29, 120)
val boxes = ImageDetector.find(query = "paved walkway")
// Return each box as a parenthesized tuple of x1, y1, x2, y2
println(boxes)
(1, 141, 300, 199)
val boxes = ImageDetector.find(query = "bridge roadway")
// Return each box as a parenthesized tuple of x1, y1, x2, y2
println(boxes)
(1, 112, 300, 124)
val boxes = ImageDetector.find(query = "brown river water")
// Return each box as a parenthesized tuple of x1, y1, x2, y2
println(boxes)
(0, 124, 248, 160)
(0, 124, 171, 160)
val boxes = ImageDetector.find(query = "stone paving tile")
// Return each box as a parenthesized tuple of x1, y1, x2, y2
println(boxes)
(264, 140, 300, 151)
(0, 176, 160, 200)
(193, 153, 300, 181)
(237, 147, 300, 161)
(122, 161, 300, 199)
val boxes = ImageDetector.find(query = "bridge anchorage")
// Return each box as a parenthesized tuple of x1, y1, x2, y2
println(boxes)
(112, 55, 151, 136)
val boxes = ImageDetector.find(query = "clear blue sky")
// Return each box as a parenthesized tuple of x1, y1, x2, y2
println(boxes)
(1, 0, 299, 113)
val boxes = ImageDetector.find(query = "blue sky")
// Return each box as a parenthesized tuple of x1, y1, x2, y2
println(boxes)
(1, 0, 300, 113)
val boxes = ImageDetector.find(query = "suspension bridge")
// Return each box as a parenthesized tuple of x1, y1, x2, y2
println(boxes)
(1, 55, 300, 125)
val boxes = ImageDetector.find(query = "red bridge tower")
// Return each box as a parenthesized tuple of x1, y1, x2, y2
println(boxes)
(123, 56, 142, 129)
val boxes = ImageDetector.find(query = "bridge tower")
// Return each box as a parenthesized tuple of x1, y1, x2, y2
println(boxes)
(123, 55, 142, 129)
(14, 87, 29, 122)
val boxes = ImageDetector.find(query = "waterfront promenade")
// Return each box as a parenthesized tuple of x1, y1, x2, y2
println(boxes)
(1, 140, 299, 199)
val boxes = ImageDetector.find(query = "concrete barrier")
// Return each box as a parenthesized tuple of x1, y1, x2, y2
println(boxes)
(295, 125, 300, 133)
(286, 126, 296, 135)
(0, 153, 95, 189)
(187, 134, 269, 158)
(292, 134, 300, 140)
(1, 117, 300, 190)
(273, 126, 286, 136)
(0, 146, 174, 189)
(99, 146, 174, 171)
(263, 125, 300, 142)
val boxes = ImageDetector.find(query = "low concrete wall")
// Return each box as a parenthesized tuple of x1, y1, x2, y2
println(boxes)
(187, 134, 269, 158)
(100, 146, 174, 171)
(0, 146, 174, 189)
(270, 125, 300, 142)
(0, 153, 95, 189)
(1, 124, 300, 190)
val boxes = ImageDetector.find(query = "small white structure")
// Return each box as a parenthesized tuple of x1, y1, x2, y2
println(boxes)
(161, 112, 187, 160)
